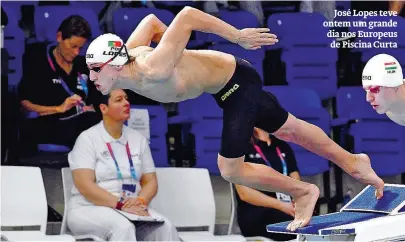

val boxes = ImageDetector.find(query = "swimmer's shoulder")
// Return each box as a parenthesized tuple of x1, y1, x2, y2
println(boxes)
(386, 111, 405, 126)
(127, 46, 155, 70)
(128, 46, 154, 59)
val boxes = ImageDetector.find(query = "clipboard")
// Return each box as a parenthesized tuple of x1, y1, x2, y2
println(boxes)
(115, 210, 165, 223)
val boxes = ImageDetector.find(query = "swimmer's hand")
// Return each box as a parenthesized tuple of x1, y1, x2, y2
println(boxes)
(235, 28, 278, 50)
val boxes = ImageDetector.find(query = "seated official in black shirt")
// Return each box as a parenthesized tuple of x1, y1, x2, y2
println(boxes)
(18, 15, 102, 154)
(235, 128, 301, 241)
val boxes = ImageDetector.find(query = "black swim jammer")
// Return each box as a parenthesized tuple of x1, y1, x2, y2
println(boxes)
(212, 57, 289, 158)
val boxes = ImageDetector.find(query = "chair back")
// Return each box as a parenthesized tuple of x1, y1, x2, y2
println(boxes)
(149, 168, 216, 233)
(1, 166, 48, 233)
(60, 167, 74, 234)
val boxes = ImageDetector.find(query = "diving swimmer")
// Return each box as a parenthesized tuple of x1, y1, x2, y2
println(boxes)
(85, 6, 385, 231)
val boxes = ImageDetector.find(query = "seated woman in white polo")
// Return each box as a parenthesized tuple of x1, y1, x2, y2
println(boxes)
(66, 89, 179, 241)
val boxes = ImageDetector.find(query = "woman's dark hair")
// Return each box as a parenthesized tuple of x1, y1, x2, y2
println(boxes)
(99, 93, 111, 106)
(57, 15, 92, 40)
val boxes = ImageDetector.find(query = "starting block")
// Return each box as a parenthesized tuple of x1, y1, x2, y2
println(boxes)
(267, 184, 405, 241)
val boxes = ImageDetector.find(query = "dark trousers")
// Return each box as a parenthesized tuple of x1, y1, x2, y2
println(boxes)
(20, 111, 101, 156)
(238, 209, 297, 241)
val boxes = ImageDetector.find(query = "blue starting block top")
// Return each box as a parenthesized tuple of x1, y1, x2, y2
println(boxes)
(342, 185, 405, 214)
(266, 211, 385, 235)
(267, 184, 405, 236)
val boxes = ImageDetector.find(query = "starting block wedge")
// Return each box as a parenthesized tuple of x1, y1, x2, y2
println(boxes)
(266, 184, 405, 241)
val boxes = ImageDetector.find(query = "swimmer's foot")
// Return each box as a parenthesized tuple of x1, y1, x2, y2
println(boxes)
(287, 184, 320, 232)
(350, 153, 384, 199)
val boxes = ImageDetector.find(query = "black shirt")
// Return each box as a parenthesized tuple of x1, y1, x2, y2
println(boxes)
(236, 136, 299, 234)
(18, 42, 102, 118)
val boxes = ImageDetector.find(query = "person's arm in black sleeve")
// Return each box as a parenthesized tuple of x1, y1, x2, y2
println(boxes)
(18, 74, 64, 116)
(19, 44, 79, 116)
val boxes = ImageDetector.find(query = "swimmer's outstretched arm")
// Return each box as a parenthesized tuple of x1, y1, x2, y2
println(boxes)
(126, 14, 168, 49)
(145, 6, 277, 78)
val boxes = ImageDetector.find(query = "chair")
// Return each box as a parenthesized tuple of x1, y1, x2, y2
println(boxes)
(69, 1, 106, 16)
(266, 13, 338, 99)
(206, 10, 260, 44)
(281, 47, 338, 100)
(22, 111, 71, 157)
(228, 183, 273, 241)
(169, 94, 223, 175)
(153, 1, 196, 7)
(349, 15, 405, 52)
(334, 86, 387, 135)
(34, 6, 102, 42)
(60, 167, 103, 241)
(336, 86, 378, 119)
(112, 8, 174, 42)
(149, 167, 246, 241)
(263, 85, 322, 110)
(2, 5, 25, 88)
(266, 12, 330, 50)
(130, 105, 169, 168)
(266, 13, 337, 99)
(349, 122, 405, 177)
(0, 166, 75, 241)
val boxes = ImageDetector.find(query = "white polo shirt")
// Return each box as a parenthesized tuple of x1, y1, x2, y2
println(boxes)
(67, 121, 156, 210)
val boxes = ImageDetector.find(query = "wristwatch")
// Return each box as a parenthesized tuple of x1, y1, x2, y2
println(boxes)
(115, 196, 125, 210)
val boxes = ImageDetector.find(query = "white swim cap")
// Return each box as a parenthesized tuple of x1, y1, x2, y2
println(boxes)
(362, 53, 404, 87)
(86, 33, 128, 66)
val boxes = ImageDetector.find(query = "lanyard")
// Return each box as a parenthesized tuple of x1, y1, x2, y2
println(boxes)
(46, 44, 88, 97)
(106, 142, 137, 181)
(253, 143, 288, 176)
(275, 147, 288, 176)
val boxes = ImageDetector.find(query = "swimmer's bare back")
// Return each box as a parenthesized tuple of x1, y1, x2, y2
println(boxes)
(113, 7, 277, 103)
(119, 46, 238, 103)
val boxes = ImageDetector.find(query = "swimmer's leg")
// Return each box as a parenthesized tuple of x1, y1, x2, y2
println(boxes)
(217, 93, 319, 232)
(218, 154, 319, 232)
(255, 91, 384, 230)
(273, 113, 384, 197)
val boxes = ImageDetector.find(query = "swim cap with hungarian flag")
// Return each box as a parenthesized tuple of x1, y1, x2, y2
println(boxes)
(362, 53, 404, 87)
(86, 33, 128, 66)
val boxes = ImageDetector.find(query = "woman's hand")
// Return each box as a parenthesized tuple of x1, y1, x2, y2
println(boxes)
(122, 197, 147, 209)
(122, 204, 150, 216)
(121, 197, 150, 216)
(122, 197, 138, 209)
